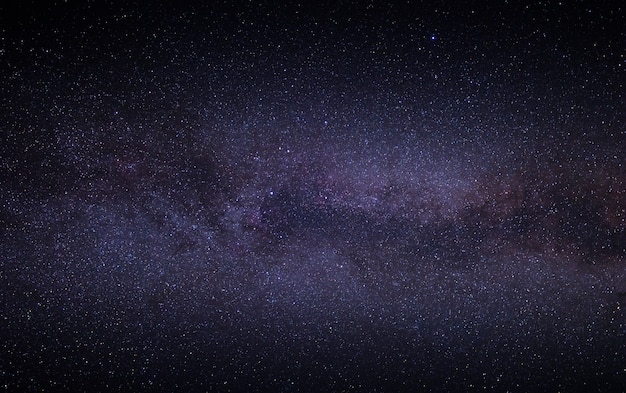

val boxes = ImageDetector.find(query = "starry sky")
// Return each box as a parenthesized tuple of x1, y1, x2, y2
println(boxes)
(1, 1, 625, 391)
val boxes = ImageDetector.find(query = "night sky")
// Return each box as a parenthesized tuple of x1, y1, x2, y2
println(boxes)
(1, 1, 625, 391)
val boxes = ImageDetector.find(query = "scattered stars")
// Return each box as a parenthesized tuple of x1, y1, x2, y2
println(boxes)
(1, 1, 624, 392)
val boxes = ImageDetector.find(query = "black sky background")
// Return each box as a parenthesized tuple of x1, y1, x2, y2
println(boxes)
(1, 1, 625, 392)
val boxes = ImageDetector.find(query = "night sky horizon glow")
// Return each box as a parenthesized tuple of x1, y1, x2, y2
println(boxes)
(1, 1, 625, 391)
